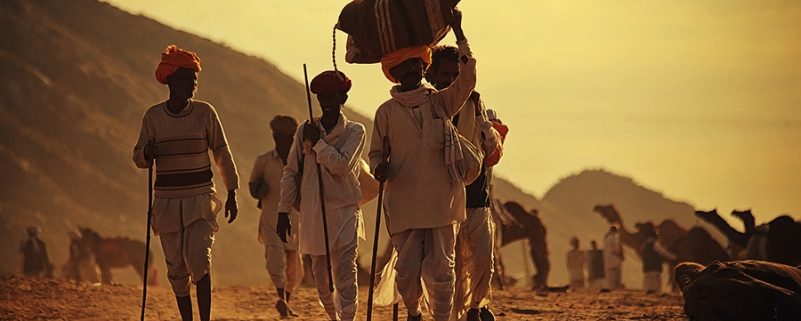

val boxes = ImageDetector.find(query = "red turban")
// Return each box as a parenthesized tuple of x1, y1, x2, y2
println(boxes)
(155, 45, 202, 84)
(380, 46, 432, 83)
(310, 70, 352, 95)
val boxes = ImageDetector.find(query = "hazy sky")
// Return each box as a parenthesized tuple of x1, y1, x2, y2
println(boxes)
(106, 1, 801, 223)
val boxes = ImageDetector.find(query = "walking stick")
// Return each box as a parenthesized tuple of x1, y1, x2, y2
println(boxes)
(140, 162, 154, 321)
(366, 137, 390, 321)
(303, 64, 335, 293)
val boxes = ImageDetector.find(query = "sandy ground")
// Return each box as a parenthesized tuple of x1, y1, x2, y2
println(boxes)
(0, 276, 686, 321)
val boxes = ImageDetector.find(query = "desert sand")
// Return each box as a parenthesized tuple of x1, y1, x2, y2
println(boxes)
(0, 276, 685, 321)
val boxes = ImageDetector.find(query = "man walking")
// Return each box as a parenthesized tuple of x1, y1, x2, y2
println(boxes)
(249, 115, 304, 317)
(277, 70, 365, 321)
(370, 10, 477, 321)
(133, 45, 239, 321)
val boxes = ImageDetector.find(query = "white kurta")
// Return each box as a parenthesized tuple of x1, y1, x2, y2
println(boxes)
(368, 40, 477, 236)
(250, 151, 300, 249)
(278, 113, 366, 255)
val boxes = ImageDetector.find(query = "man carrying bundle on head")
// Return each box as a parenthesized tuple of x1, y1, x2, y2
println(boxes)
(133, 45, 239, 321)
(427, 43, 504, 321)
(249, 115, 304, 317)
(277, 70, 366, 321)
(369, 9, 478, 321)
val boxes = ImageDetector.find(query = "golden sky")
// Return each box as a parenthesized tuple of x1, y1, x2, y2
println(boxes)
(105, 1, 801, 223)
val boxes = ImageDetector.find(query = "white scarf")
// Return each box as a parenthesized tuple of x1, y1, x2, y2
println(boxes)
(389, 83, 436, 107)
(390, 84, 464, 184)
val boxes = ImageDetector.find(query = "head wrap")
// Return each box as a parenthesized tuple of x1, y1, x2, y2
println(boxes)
(310, 70, 352, 95)
(155, 45, 202, 84)
(380, 45, 432, 83)
(570, 237, 579, 246)
(270, 115, 299, 136)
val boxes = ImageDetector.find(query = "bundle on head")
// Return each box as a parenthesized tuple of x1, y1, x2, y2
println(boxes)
(336, 0, 460, 64)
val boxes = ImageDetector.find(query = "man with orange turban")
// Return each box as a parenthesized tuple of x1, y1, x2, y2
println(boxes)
(277, 70, 366, 321)
(134, 45, 239, 321)
(155, 45, 201, 84)
(369, 9, 478, 321)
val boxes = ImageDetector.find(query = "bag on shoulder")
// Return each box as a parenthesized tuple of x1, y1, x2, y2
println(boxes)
(248, 179, 268, 209)
(429, 95, 483, 186)
(456, 130, 483, 185)
(357, 158, 380, 205)
(248, 179, 268, 200)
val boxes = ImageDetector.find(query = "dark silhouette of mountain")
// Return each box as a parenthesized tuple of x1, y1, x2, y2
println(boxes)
(0, 0, 545, 286)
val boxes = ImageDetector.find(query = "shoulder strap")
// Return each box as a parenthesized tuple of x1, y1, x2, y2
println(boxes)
(470, 91, 483, 116)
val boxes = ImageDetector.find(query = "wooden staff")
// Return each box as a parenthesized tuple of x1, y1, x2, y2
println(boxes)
(366, 136, 390, 321)
(140, 163, 153, 321)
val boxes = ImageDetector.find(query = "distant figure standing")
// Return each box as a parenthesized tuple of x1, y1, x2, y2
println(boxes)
(587, 240, 606, 290)
(19, 226, 53, 277)
(640, 230, 675, 294)
(566, 237, 586, 291)
(604, 226, 624, 289)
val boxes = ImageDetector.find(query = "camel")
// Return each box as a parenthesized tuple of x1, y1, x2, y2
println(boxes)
(696, 209, 801, 266)
(78, 227, 157, 285)
(594, 204, 727, 265)
(494, 201, 553, 290)
(765, 215, 801, 266)
(62, 231, 100, 283)
(593, 204, 687, 257)
(694, 209, 750, 256)
(675, 260, 801, 321)
(668, 226, 729, 266)
(731, 209, 756, 234)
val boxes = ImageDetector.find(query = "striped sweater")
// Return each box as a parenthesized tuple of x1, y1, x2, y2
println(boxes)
(133, 100, 239, 198)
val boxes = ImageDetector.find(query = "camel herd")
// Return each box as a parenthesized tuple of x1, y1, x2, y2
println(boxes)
(592, 204, 801, 320)
(695, 209, 801, 265)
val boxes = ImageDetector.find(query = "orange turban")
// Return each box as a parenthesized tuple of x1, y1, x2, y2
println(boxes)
(155, 45, 202, 84)
(380, 45, 432, 83)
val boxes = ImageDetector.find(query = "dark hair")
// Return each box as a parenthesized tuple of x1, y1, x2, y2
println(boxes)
(429, 45, 459, 74)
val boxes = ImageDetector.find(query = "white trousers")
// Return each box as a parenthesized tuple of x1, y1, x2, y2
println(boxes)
(311, 232, 359, 321)
(391, 224, 458, 321)
(453, 207, 495, 319)
(159, 218, 216, 297)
